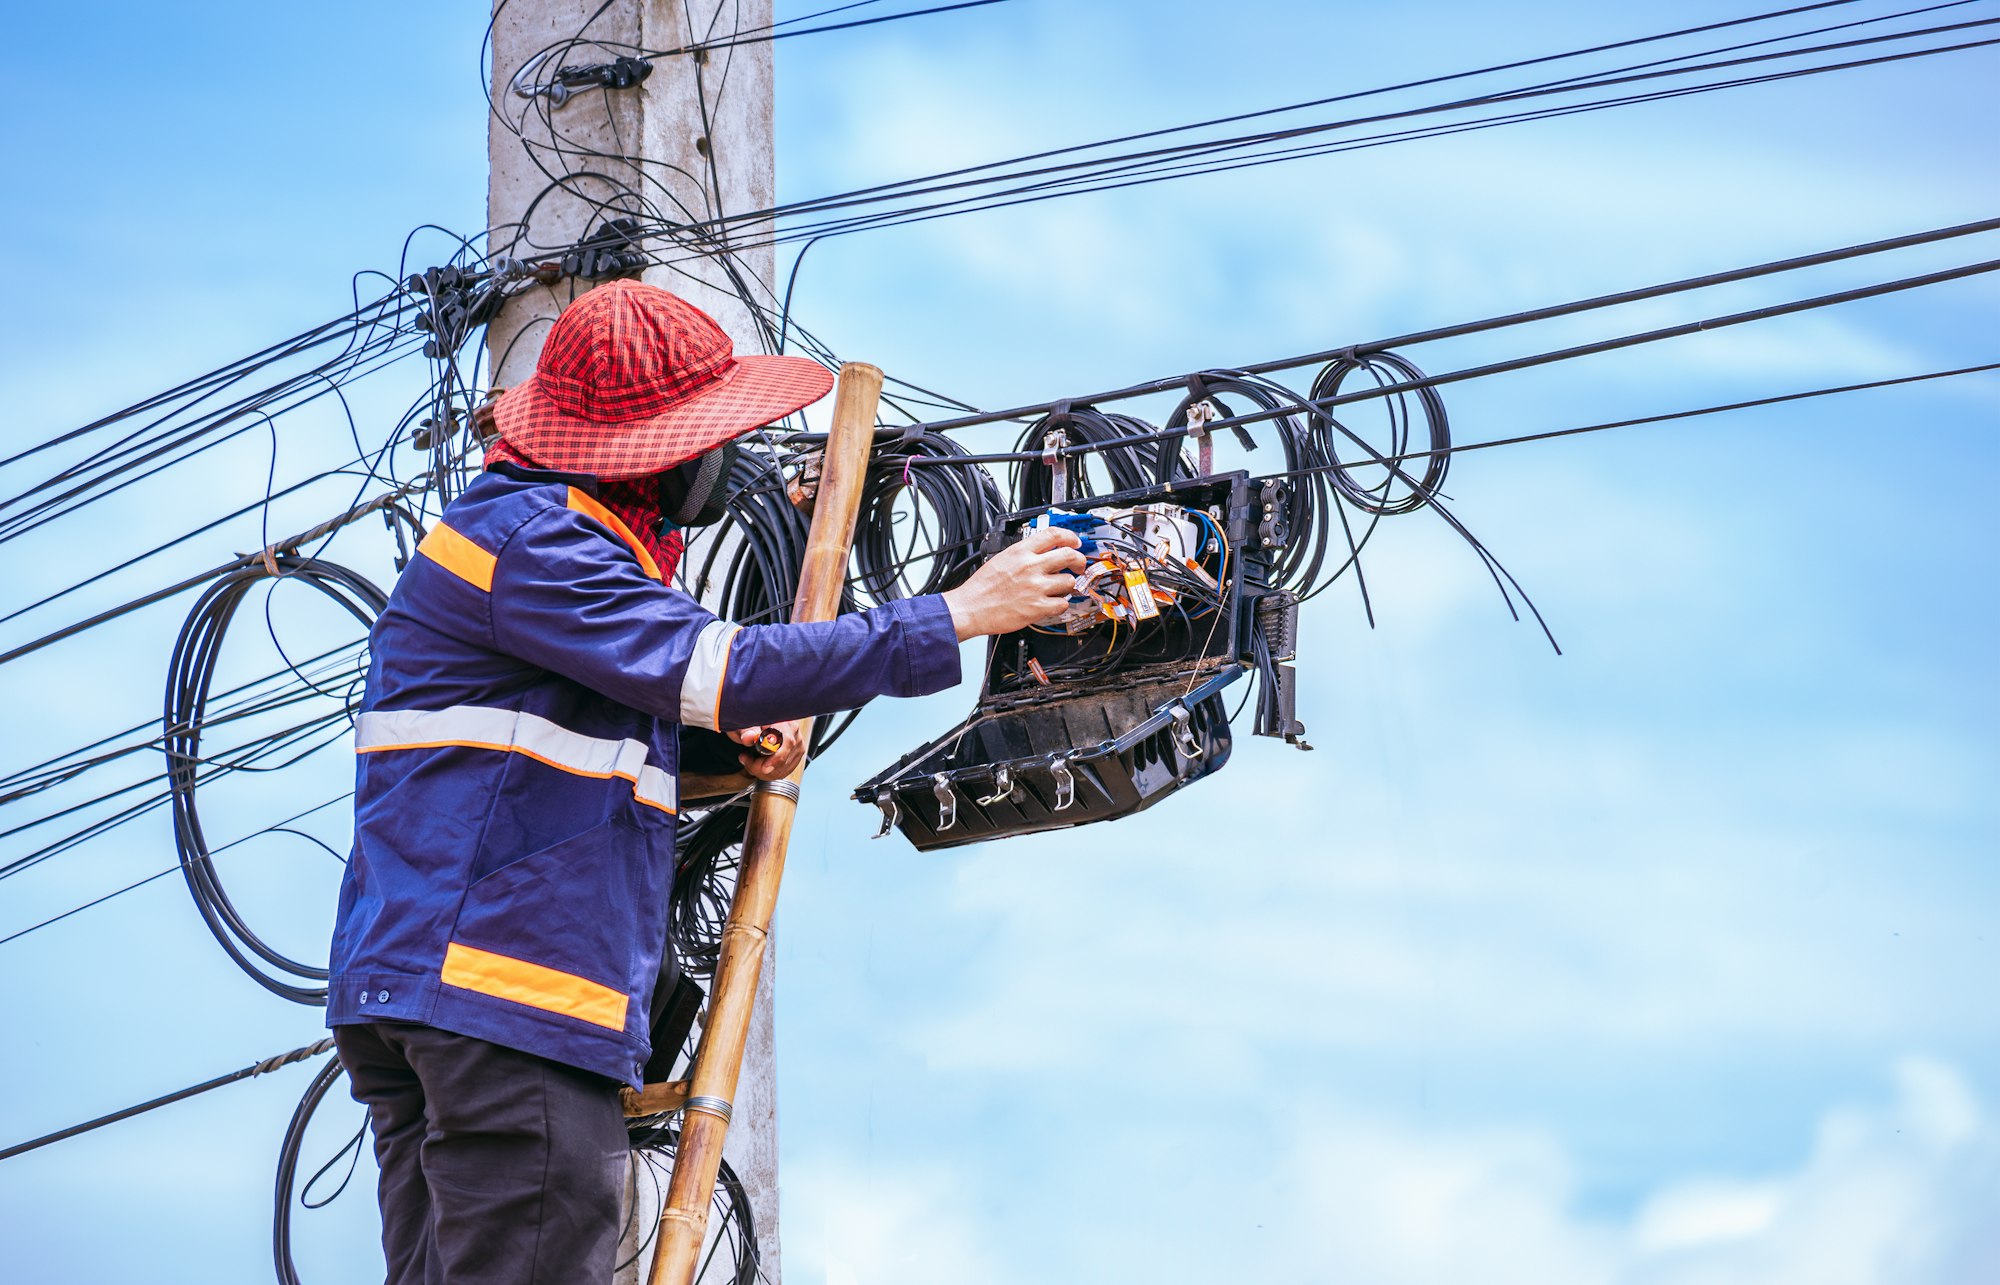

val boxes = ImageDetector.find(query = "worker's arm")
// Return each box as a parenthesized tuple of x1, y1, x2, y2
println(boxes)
(711, 525, 1086, 730)
(714, 525, 1086, 776)
(488, 504, 962, 728)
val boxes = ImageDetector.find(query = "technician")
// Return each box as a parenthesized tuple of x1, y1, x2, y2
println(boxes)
(326, 279, 1082, 1284)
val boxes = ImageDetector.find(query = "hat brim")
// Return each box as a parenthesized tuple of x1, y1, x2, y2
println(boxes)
(492, 353, 835, 480)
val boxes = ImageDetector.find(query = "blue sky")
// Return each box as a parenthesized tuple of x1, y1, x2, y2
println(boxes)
(1, 2, 1996, 1282)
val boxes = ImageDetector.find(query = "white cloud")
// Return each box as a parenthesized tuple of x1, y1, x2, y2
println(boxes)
(894, 673, 1993, 1079)
(1262, 1057, 1997, 1285)
(788, 1159, 1008, 1285)
(788, 1059, 2000, 1285)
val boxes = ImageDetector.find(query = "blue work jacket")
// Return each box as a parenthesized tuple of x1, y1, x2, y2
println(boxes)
(327, 463, 961, 1085)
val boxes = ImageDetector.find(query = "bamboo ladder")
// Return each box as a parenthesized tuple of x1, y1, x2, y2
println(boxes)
(619, 361, 885, 1285)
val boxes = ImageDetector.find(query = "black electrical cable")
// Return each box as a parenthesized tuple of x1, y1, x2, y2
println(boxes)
(901, 214, 2000, 436)
(0, 316, 424, 549)
(677, 444, 862, 755)
(651, 4, 1862, 236)
(0, 457, 392, 634)
(273, 1056, 361, 1285)
(1165, 372, 1354, 600)
(881, 246, 2000, 477)
(1310, 352, 1451, 517)
(0, 1037, 335, 1163)
(1009, 406, 1191, 509)
(622, 1122, 761, 1284)
(624, 11, 2000, 261)
(164, 556, 387, 1006)
(273, 1057, 347, 1285)
(851, 430, 1005, 603)
(0, 481, 423, 670)
(734, 31, 2000, 254)
(0, 795, 356, 952)
(1, 641, 365, 808)
(0, 706, 360, 885)
(1267, 360, 2000, 480)
(670, 802, 749, 980)
(641, 0, 1011, 57)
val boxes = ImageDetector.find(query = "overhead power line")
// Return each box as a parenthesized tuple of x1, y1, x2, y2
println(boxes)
(622, 5, 2000, 258)
(898, 215, 2000, 436)
(1263, 360, 2000, 479)
(0, 794, 355, 952)
(642, 0, 1011, 55)
(0, 1038, 336, 1163)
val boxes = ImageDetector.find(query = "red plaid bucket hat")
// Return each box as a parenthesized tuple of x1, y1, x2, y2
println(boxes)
(491, 280, 834, 480)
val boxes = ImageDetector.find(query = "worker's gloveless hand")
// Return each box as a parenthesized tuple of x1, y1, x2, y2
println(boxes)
(730, 720, 806, 780)
(941, 525, 1087, 641)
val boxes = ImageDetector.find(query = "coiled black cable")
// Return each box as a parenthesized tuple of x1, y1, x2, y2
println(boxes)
(271, 1056, 761, 1285)
(669, 801, 749, 981)
(1010, 405, 1191, 509)
(164, 556, 387, 1006)
(1309, 350, 1451, 515)
(273, 1055, 355, 1285)
(680, 443, 865, 756)
(622, 1121, 761, 1284)
(1165, 371, 1349, 598)
(851, 429, 1005, 604)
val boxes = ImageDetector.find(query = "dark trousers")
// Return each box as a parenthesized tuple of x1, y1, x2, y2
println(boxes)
(334, 1022, 629, 1285)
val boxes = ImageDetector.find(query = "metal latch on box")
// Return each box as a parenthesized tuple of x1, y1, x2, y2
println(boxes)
(1168, 703, 1204, 760)
(932, 773, 957, 831)
(871, 787, 901, 840)
(1050, 755, 1077, 811)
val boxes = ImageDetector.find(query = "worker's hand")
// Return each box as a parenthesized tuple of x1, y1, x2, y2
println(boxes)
(729, 720, 805, 780)
(941, 525, 1087, 641)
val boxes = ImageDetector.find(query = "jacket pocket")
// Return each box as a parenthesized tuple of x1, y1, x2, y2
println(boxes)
(448, 815, 656, 1031)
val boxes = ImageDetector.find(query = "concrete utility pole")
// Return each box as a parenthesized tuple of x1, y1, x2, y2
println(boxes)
(486, 4, 783, 1281)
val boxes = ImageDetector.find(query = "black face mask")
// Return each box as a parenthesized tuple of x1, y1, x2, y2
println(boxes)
(658, 443, 737, 528)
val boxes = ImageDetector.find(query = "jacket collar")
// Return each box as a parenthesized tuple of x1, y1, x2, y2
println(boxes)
(487, 460, 600, 496)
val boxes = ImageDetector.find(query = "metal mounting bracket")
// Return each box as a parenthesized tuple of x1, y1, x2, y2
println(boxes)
(1185, 399, 1218, 476)
(1043, 429, 1070, 505)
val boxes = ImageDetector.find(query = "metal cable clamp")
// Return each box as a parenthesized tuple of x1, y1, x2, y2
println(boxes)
(1043, 428, 1070, 506)
(1185, 399, 1218, 477)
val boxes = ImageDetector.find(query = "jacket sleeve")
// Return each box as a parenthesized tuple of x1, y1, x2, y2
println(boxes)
(488, 505, 962, 729)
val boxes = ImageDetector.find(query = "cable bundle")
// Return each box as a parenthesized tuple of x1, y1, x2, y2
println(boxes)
(851, 429, 1005, 604)
(668, 802, 748, 982)
(678, 446, 812, 627)
(622, 1121, 760, 1284)
(1310, 351, 1451, 516)
(1010, 405, 1191, 509)
(163, 556, 387, 1006)
(1165, 371, 1346, 597)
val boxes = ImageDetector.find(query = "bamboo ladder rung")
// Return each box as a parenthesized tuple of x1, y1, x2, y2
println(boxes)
(621, 1080, 692, 1118)
(678, 771, 758, 805)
